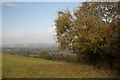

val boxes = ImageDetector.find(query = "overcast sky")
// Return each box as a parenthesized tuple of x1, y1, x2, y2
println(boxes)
(2, 2, 80, 44)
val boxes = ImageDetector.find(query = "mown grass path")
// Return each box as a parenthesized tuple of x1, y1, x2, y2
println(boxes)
(2, 53, 118, 78)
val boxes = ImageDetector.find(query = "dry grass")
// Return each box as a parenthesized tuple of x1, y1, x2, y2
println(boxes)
(0, 53, 2, 79)
(2, 53, 118, 78)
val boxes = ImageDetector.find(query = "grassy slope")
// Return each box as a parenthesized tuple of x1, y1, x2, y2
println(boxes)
(0, 53, 1, 78)
(2, 53, 117, 78)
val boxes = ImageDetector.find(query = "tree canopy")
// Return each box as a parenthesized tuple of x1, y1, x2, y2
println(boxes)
(55, 2, 120, 69)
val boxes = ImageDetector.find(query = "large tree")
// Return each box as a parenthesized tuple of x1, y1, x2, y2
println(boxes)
(55, 2, 120, 68)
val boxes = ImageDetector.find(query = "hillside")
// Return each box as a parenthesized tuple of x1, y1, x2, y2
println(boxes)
(2, 53, 118, 78)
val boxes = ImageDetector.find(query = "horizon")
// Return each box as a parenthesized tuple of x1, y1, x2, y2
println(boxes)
(2, 42, 58, 45)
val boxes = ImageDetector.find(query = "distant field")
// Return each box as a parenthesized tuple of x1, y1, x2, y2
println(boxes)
(2, 53, 118, 78)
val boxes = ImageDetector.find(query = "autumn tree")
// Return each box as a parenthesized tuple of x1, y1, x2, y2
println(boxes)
(55, 2, 120, 69)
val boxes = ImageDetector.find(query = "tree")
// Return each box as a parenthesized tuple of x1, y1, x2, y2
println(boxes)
(55, 2, 120, 69)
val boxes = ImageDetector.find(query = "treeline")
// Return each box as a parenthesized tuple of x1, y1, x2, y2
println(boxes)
(2, 47, 59, 56)
(38, 50, 78, 62)
(55, 2, 120, 71)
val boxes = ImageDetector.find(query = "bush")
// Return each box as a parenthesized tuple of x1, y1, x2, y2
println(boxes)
(53, 53, 66, 61)
(64, 54, 78, 62)
(81, 51, 102, 65)
(38, 51, 51, 60)
(51, 53, 78, 62)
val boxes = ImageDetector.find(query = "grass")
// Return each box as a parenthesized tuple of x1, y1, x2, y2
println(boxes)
(2, 53, 118, 78)
(0, 53, 2, 78)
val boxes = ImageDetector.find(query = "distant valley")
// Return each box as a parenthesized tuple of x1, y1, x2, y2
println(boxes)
(2, 43, 60, 56)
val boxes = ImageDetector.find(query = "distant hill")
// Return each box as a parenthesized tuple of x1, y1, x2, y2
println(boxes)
(2, 43, 58, 49)
(2, 43, 59, 55)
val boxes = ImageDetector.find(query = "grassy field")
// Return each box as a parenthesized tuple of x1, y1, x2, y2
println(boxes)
(0, 53, 2, 78)
(2, 53, 118, 78)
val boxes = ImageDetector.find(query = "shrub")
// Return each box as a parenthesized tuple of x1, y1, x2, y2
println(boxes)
(64, 54, 78, 62)
(53, 53, 66, 61)
(38, 50, 51, 60)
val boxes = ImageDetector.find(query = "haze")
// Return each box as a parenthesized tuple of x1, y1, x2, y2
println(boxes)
(2, 2, 80, 45)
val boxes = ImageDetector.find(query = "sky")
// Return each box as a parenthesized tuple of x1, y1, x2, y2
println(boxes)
(0, 4, 1, 47)
(2, 2, 81, 44)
